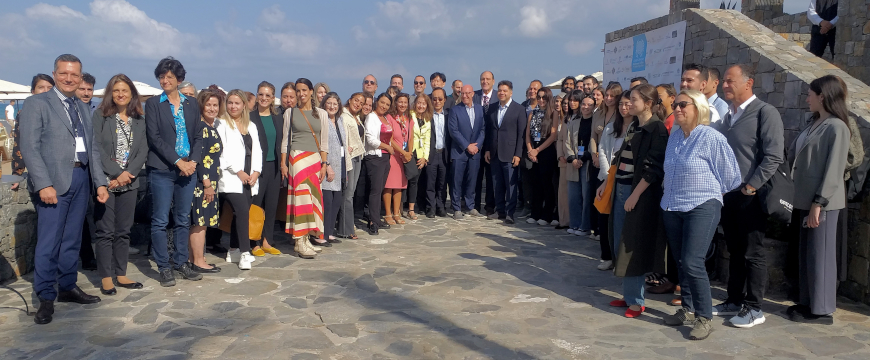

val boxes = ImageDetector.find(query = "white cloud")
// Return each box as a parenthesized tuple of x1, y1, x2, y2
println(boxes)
(564, 40, 596, 55)
(259, 4, 285, 28)
(265, 32, 323, 58)
(519, 6, 548, 37)
(365, 0, 454, 43)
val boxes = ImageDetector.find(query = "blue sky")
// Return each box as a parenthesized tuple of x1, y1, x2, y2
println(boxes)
(0, 0, 808, 98)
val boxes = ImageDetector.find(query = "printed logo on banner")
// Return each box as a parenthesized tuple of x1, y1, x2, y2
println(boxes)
(632, 34, 647, 72)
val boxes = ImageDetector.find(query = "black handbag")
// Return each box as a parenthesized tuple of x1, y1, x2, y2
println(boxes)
(404, 153, 420, 178)
(753, 109, 794, 223)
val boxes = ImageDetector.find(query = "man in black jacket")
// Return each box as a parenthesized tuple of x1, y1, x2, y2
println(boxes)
(484, 81, 525, 224)
(807, 0, 838, 59)
(426, 88, 451, 218)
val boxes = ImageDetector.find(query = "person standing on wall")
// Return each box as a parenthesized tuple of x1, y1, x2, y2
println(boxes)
(807, 0, 839, 59)
(20, 54, 110, 324)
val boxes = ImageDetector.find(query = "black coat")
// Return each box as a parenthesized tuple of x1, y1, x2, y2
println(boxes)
(485, 100, 526, 163)
(249, 109, 285, 170)
(144, 94, 203, 170)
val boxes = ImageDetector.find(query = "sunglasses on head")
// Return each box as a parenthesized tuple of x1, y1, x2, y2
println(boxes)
(414, 81, 425, 85)
(671, 101, 694, 110)
(364, 80, 376, 85)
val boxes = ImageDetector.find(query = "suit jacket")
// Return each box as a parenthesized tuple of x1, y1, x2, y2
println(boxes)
(19, 89, 108, 194)
(485, 100, 525, 163)
(714, 98, 784, 190)
(788, 117, 850, 210)
(446, 94, 462, 109)
(249, 109, 285, 170)
(473, 89, 499, 111)
(144, 94, 203, 171)
(447, 103, 485, 159)
(92, 111, 148, 190)
(430, 107, 452, 163)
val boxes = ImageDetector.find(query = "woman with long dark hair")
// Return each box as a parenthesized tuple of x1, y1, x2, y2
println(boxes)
(525, 88, 560, 226)
(11, 74, 55, 189)
(594, 91, 632, 271)
(565, 92, 596, 236)
(337, 92, 366, 239)
(599, 84, 669, 318)
(92, 74, 148, 294)
(383, 93, 413, 225)
(280, 78, 331, 258)
(249, 81, 284, 257)
(353, 93, 375, 221)
(188, 90, 225, 274)
(362, 93, 397, 235)
(786, 75, 851, 325)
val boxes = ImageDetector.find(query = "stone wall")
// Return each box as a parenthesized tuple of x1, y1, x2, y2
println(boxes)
(605, 8, 870, 304)
(0, 182, 37, 282)
(832, 0, 870, 86)
(741, 0, 784, 24)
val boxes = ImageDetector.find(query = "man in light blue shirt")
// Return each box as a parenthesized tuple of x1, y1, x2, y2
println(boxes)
(705, 67, 730, 120)
(426, 88, 450, 218)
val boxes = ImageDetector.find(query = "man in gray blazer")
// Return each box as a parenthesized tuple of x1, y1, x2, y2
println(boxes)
(712, 64, 784, 329)
(19, 54, 109, 325)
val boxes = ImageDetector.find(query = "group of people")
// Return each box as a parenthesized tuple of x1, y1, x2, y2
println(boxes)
(12, 54, 856, 342)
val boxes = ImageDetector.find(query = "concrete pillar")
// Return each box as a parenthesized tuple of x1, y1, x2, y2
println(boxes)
(670, 0, 700, 14)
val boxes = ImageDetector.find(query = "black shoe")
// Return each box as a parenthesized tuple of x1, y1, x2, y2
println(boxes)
(554, 225, 569, 230)
(310, 238, 332, 247)
(34, 300, 54, 325)
(190, 263, 221, 273)
(159, 268, 176, 287)
(114, 280, 145, 289)
(327, 237, 342, 244)
(100, 287, 117, 296)
(786, 304, 811, 318)
(57, 287, 101, 304)
(367, 223, 379, 235)
(81, 260, 97, 271)
(436, 209, 447, 217)
(175, 262, 203, 281)
(504, 217, 515, 225)
(376, 221, 391, 229)
(426, 210, 436, 218)
(789, 311, 834, 325)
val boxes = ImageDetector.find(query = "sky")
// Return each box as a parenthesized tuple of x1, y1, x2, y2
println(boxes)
(0, 0, 808, 98)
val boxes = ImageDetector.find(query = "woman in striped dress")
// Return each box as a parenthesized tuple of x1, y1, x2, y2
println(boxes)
(280, 78, 331, 259)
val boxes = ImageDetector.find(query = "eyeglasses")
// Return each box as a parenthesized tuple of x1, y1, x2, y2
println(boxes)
(671, 101, 695, 110)
(432, 98, 445, 102)
(414, 81, 425, 85)
(364, 80, 376, 85)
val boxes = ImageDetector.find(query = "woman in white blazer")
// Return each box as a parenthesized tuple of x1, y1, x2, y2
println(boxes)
(217, 90, 263, 270)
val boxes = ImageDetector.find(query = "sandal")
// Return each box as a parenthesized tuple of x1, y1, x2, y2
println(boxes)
(385, 216, 397, 225)
(393, 215, 406, 224)
(406, 210, 418, 220)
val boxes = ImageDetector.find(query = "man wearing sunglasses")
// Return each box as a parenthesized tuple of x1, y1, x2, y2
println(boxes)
(362, 74, 378, 97)
(410, 75, 426, 105)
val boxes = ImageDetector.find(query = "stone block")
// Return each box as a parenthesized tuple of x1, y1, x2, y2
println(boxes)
(848, 255, 870, 287)
(846, 41, 855, 55)
(760, 73, 776, 93)
(767, 92, 784, 107)
(756, 57, 776, 72)
(852, 222, 870, 259)
(783, 108, 805, 130)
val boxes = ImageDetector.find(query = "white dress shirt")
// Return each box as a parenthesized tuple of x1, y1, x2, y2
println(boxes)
(807, 0, 838, 26)
(725, 94, 757, 129)
(465, 105, 476, 129)
(497, 98, 512, 127)
(433, 110, 445, 149)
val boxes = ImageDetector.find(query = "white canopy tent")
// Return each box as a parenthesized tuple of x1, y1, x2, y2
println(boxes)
(546, 72, 604, 90)
(0, 79, 32, 101)
(94, 81, 164, 98)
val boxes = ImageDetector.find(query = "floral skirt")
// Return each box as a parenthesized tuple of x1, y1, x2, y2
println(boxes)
(192, 184, 220, 227)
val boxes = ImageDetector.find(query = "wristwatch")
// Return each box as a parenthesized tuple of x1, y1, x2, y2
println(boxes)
(321, 161, 330, 166)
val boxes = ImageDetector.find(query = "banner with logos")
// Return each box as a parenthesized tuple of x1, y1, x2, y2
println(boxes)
(603, 21, 687, 90)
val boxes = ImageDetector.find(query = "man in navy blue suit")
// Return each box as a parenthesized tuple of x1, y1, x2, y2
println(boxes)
(484, 81, 525, 224)
(473, 71, 498, 215)
(447, 85, 485, 220)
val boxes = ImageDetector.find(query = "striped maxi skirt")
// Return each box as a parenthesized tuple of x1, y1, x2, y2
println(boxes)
(285, 150, 324, 239)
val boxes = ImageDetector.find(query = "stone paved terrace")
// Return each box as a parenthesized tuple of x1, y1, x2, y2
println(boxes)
(0, 216, 869, 359)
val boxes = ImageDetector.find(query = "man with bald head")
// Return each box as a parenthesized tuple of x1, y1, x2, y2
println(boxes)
(447, 85, 486, 220)
(362, 74, 378, 96)
(472, 71, 498, 215)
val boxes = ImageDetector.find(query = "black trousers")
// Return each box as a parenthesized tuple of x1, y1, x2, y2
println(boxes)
(599, 213, 612, 261)
(252, 161, 281, 248)
(809, 25, 836, 58)
(406, 163, 422, 206)
(530, 146, 557, 222)
(721, 191, 768, 310)
(365, 154, 390, 229)
(426, 150, 448, 212)
(224, 189, 253, 253)
(590, 168, 601, 233)
(354, 157, 369, 220)
(94, 189, 137, 278)
(475, 160, 495, 213)
(323, 189, 343, 239)
(80, 199, 96, 264)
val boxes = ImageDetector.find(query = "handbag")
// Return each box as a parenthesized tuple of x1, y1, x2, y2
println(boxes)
(218, 203, 266, 240)
(594, 164, 617, 214)
(398, 115, 420, 178)
(752, 108, 794, 223)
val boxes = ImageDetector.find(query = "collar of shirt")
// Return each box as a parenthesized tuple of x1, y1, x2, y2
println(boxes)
(499, 98, 512, 111)
(53, 87, 72, 107)
(707, 93, 720, 104)
(160, 91, 188, 103)
(481, 89, 493, 100)
(729, 94, 756, 116)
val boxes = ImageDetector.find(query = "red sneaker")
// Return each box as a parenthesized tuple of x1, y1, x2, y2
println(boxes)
(625, 306, 646, 318)
(609, 299, 628, 307)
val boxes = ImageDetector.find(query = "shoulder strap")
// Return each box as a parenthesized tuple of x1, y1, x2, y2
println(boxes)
(298, 109, 321, 152)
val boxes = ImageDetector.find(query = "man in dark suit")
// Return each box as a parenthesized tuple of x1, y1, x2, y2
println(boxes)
(19, 54, 110, 324)
(473, 71, 499, 215)
(426, 88, 450, 218)
(446, 80, 463, 109)
(145, 57, 204, 287)
(484, 81, 525, 224)
(447, 85, 485, 220)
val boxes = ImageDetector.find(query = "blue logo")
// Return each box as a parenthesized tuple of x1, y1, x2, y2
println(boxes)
(631, 34, 647, 72)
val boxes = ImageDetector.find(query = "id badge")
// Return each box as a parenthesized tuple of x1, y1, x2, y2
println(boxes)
(340, 146, 345, 155)
(577, 145, 585, 157)
(403, 141, 408, 149)
(122, 151, 130, 163)
(75, 137, 86, 152)
(533, 131, 541, 142)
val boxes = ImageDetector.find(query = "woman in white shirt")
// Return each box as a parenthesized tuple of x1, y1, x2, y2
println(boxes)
(216, 90, 262, 270)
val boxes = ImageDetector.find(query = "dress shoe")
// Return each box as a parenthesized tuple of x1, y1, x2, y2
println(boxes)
(426, 210, 436, 218)
(504, 217, 515, 225)
(625, 306, 645, 318)
(115, 280, 145, 289)
(669, 298, 682, 306)
(159, 268, 176, 287)
(436, 209, 447, 217)
(175, 262, 203, 281)
(327, 237, 342, 244)
(34, 300, 54, 325)
(367, 223, 379, 235)
(100, 287, 117, 296)
(58, 287, 101, 304)
(191, 263, 221, 273)
(310, 238, 331, 247)
(81, 260, 97, 271)
(648, 280, 677, 294)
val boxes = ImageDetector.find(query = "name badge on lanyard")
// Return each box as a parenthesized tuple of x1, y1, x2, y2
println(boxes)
(75, 137, 86, 152)
(533, 130, 541, 142)
(577, 145, 585, 157)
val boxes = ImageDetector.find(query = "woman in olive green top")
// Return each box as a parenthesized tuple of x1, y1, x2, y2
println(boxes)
(249, 81, 285, 257)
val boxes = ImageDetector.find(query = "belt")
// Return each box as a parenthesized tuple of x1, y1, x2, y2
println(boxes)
(435, 148, 444, 153)
(73, 162, 84, 168)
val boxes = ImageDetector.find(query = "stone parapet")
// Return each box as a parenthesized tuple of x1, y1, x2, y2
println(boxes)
(741, 0, 784, 24)
(0, 182, 37, 282)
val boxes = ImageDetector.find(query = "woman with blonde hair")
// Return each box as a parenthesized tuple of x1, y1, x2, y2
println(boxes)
(408, 94, 434, 220)
(217, 90, 263, 270)
(314, 82, 331, 107)
(280, 78, 331, 258)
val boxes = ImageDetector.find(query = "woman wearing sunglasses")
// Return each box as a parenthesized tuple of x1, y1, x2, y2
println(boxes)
(659, 90, 741, 340)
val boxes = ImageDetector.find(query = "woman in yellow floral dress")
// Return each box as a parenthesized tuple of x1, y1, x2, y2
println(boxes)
(189, 90, 224, 273)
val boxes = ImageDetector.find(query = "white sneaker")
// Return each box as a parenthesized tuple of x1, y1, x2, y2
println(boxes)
(574, 230, 590, 236)
(549, 220, 560, 226)
(526, 218, 538, 224)
(589, 234, 600, 241)
(239, 252, 254, 270)
(226, 248, 241, 263)
(537, 219, 548, 226)
(128, 247, 140, 255)
(597, 260, 613, 270)
(567, 228, 577, 235)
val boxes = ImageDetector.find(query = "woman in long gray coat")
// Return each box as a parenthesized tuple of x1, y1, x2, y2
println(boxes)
(597, 84, 669, 318)
(92, 74, 148, 295)
(786, 75, 851, 325)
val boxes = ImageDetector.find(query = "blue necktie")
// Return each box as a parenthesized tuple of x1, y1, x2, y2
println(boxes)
(65, 98, 88, 165)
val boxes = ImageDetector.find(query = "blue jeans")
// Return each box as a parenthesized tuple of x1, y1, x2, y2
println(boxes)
(662, 198, 722, 319)
(611, 181, 644, 306)
(567, 162, 594, 230)
(149, 168, 195, 271)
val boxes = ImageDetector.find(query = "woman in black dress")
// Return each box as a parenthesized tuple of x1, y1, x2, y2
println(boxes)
(189, 89, 225, 273)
